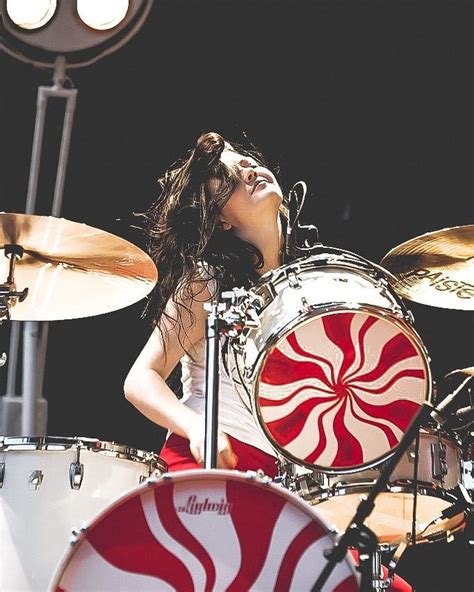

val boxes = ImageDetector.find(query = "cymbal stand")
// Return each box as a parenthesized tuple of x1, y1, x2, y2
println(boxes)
(203, 300, 226, 469)
(3, 56, 77, 435)
(0, 245, 28, 423)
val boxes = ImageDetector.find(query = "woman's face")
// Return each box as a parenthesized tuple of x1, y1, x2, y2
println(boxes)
(215, 148, 283, 232)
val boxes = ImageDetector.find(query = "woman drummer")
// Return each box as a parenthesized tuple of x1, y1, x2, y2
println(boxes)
(124, 131, 413, 592)
(124, 131, 285, 477)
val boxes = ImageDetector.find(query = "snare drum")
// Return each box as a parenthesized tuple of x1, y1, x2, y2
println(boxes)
(50, 469, 359, 591)
(226, 248, 432, 472)
(290, 427, 465, 546)
(0, 436, 167, 592)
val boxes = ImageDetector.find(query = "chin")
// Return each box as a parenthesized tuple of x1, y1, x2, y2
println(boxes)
(256, 185, 282, 203)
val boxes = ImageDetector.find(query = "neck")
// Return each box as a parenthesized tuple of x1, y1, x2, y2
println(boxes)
(234, 216, 283, 276)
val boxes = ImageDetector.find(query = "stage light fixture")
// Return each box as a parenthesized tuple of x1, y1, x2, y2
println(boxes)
(5, 0, 57, 30)
(0, 0, 152, 68)
(77, 0, 129, 31)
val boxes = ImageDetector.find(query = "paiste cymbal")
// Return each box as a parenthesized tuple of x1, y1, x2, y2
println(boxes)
(380, 224, 474, 311)
(0, 212, 157, 321)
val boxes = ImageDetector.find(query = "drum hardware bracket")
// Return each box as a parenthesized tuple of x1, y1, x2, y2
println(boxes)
(28, 469, 44, 490)
(0, 244, 29, 320)
(70, 445, 84, 490)
(218, 288, 264, 335)
(287, 269, 302, 289)
(69, 462, 84, 490)
(431, 438, 448, 481)
(462, 459, 474, 490)
(369, 545, 393, 590)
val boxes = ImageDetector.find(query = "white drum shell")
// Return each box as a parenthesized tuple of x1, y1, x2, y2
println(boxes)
(0, 437, 165, 592)
(229, 254, 411, 401)
(291, 428, 464, 546)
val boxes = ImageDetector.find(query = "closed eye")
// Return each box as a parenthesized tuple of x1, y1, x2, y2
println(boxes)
(239, 158, 258, 169)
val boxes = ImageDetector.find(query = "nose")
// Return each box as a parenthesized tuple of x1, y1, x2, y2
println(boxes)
(243, 167, 258, 185)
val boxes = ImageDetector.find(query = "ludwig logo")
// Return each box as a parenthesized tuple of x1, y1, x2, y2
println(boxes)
(177, 495, 233, 516)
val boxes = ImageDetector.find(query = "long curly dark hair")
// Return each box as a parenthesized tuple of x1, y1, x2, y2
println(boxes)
(144, 131, 288, 349)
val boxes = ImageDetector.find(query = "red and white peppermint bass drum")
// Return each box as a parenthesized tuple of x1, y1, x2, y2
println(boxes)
(50, 470, 359, 592)
(226, 248, 432, 472)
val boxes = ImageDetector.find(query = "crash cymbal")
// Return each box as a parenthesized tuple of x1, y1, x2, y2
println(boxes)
(0, 212, 157, 321)
(380, 224, 474, 311)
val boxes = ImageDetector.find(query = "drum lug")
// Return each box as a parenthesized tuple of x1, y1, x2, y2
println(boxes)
(462, 460, 474, 491)
(244, 366, 253, 379)
(69, 462, 84, 490)
(300, 296, 310, 312)
(287, 269, 302, 289)
(431, 439, 448, 481)
(28, 469, 44, 490)
(0, 462, 4, 488)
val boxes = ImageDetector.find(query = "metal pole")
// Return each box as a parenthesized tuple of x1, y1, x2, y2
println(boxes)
(204, 301, 221, 469)
(2, 56, 77, 436)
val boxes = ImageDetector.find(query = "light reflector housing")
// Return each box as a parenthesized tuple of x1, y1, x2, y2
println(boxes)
(6, 0, 57, 30)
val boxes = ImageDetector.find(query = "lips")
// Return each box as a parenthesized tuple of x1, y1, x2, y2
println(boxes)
(252, 179, 267, 193)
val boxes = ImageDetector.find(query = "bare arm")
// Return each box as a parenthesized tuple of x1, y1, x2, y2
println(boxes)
(124, 281, 237, 468)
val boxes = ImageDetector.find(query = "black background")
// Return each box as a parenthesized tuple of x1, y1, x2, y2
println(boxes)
(1, 1, 473, 590)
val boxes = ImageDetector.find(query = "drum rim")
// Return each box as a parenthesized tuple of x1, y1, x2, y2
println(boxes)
(249, 307, 433, 474)
(48, 468, 360, 591)
(0, 435, 167, 469)
(306, 484, 466, 548)
(256, 247, 401, 289)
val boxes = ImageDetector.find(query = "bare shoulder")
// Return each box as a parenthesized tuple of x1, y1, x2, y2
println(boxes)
(131, 272, 217, 379)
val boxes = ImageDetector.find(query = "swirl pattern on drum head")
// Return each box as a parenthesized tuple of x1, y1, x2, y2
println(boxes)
(53, 474, 359, 591)
(259, 311, 429, 470)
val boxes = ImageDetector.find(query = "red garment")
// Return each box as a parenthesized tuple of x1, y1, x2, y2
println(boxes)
(160, 432, 279, 478)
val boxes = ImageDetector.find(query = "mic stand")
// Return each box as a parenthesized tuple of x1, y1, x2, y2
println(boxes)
(312, 401, 435, 591)
(203, 289, 262, 469)
(203, 300, 226, 469)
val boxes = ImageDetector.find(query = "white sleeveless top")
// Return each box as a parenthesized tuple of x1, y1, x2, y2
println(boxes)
(180, 337, 277, 457)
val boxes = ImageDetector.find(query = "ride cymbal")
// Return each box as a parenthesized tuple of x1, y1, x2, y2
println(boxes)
(380, 225, 474, 311)
(0, 212, 157, 321)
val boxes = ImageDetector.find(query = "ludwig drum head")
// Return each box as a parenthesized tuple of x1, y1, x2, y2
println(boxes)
(50, 470, 359, 591)
(257, 309, 431, 472)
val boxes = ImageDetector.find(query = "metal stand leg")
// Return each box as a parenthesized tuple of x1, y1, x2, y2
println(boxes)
(1, 56, 77, 436)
